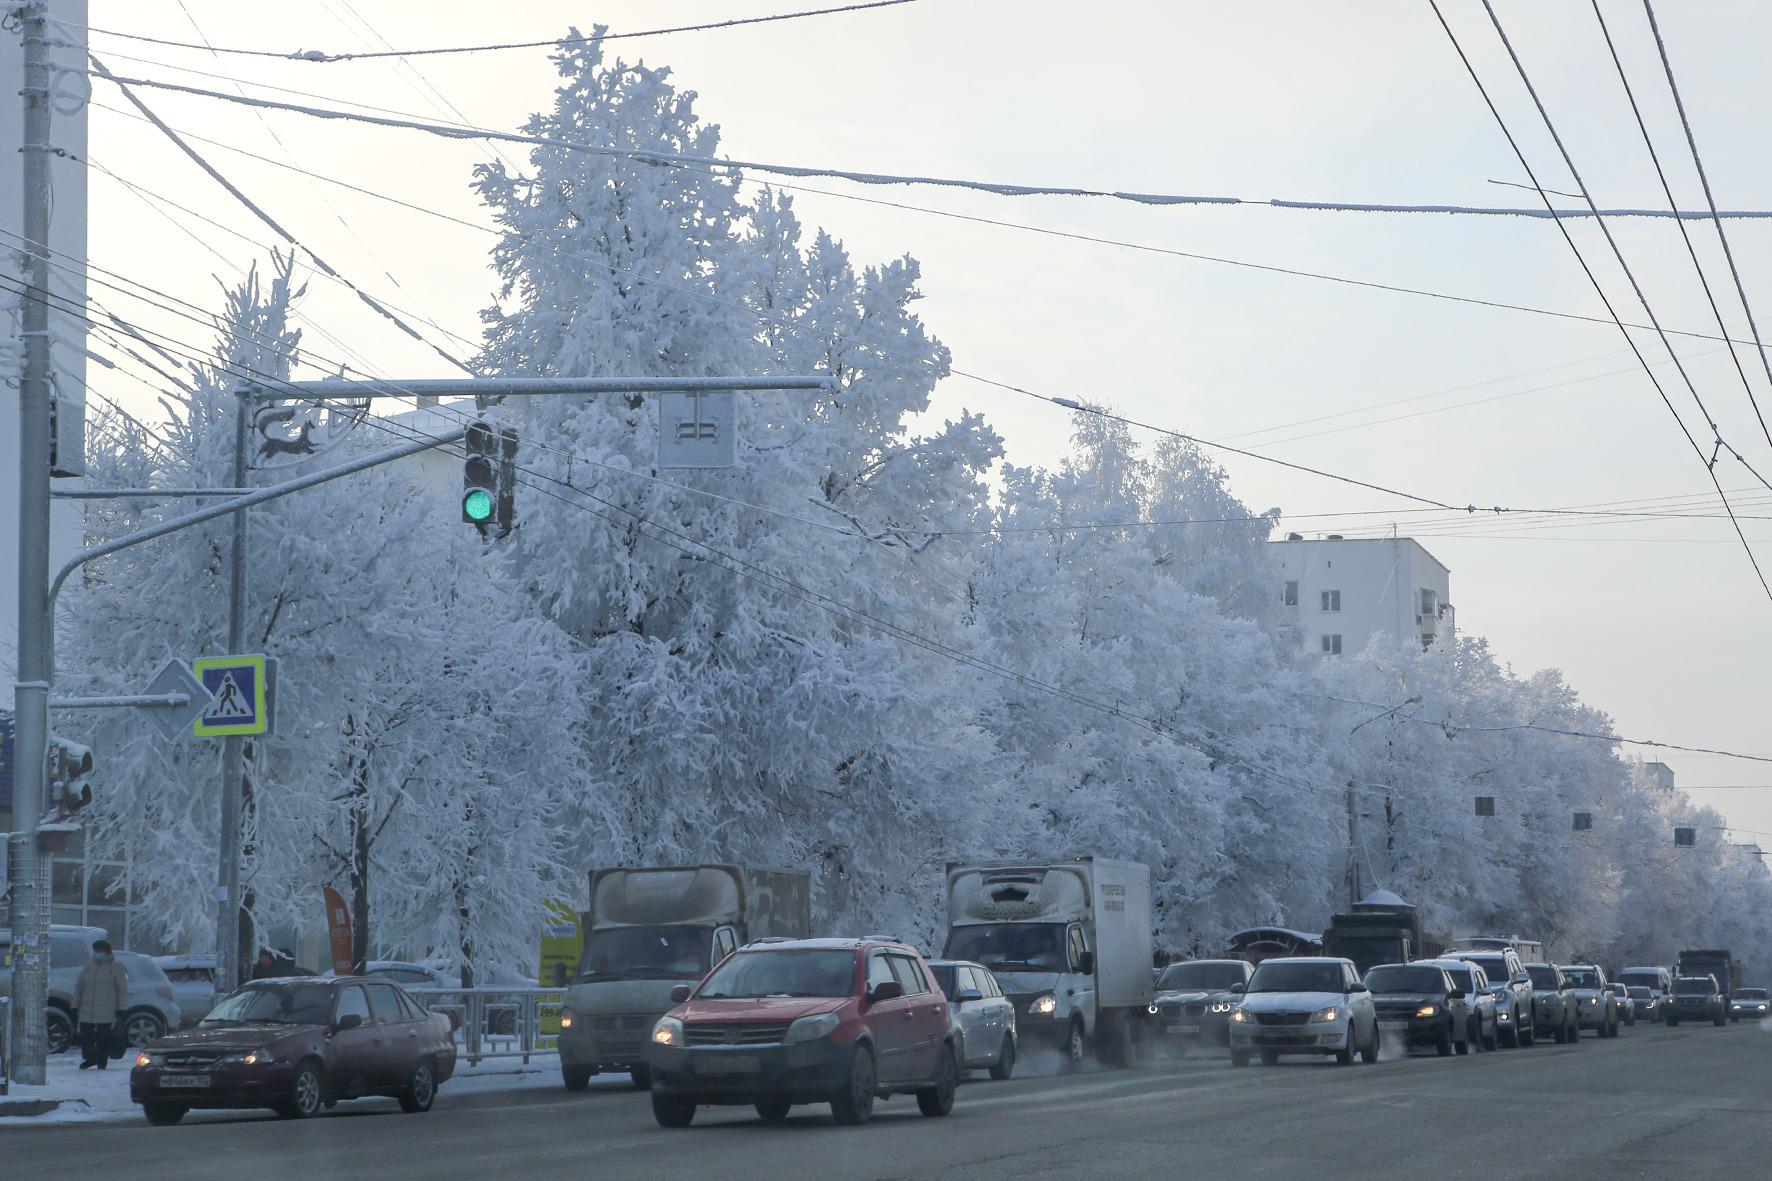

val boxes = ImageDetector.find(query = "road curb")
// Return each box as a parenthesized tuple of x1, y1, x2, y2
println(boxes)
(0, 1096, 84, 1117)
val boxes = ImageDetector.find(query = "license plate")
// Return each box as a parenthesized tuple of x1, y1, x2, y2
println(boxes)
(1166, 1024, 1200, 1035)
(159, 1075, 210, 1089)
(1380, 1021, 1408, 1032)
(696, 1054, 759, 1075)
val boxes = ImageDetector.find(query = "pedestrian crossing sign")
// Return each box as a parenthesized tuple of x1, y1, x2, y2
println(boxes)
(192, 654, 270, 737)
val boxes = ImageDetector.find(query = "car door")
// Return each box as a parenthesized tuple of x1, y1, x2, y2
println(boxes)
(955, 967, 992, 1065)
(329, 984, 382, 1096)
(364, 981, 419, 1086)
(890, 953, 947, 1080)
(1346, 962, 1373, 1043)
(863, 950, 915, 1084)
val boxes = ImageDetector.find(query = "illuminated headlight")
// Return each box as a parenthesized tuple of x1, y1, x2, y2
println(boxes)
(1585, 997, 1599, 1006)
(559, 1007, 575, 1030)
(1148, 1004, 1159, 1015)
(1310, 1006, 1341, 1024)
(220, 1051, 264, 1066)
(1415, 1005, 1438, 1018)
(652, 1016, 685, 1046)
(1030, 993, 1058, 1017)
(1497, 1011, 1511, 1021)
(1230, 1008, 1252, 1024)
(784, 1013, 840, 1044)
(134, 1051, 161, 1068)
(1210, 1002, 1236, 1013)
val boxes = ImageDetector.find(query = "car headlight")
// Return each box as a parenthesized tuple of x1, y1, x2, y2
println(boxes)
(1030, 993, 1058, 1017)
(1497, 1010, 1511, 1021)
(1310, 1006, 1341, 1023)
(1230, 1008, 1252, 1024)
(559, 1007, 575, 1030)
(1415, 1005, 1438, 1018)
(1586, 997, 1599, 1006)
(652, 1016, 685, 1047)
(1148, 1004, 1160, 1015)
(134, 1051, 161, 1068)
(217, 1051, 263, 1066)
(1210, 1002, 1235, 1013)
(784, 1013, 840, 1044)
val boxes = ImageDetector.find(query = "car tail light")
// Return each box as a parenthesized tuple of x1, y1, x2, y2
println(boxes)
(155, 984, 175, 1002)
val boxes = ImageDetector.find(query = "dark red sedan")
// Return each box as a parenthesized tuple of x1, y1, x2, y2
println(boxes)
(129, 975, 456, 1124)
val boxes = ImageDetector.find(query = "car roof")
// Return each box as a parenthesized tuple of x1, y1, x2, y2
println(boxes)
(1254, 956, 1348, 965)
(1412, 958, 1477, 971)
(740, 937, 917, 954)
(1166, 958, 1247, 967)
(153, 955, 217, 969)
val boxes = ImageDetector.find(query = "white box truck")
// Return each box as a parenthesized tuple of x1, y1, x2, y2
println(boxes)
(942, 857, 1152, 1068)
(557, 864, 811, 1090)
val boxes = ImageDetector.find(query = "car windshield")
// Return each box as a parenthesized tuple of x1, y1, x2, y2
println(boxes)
(1158, 962, 1248, 991)
(1467, 958, 1512, 985)
(1248, 962, 1344, 993)
(202, 983, 335, 1026)
(930, 965, 957, 995)
(1440, 966, 1477, 991)
(1628, 987, 1652, 999)
(1735, 988, 1768, 999)
(696, 950, 855, 999)
(1526, 966, 1559, 989)
(1617, 971, 1662, 988)
(1365, 966, 1445, 993)
(1674, 978, 1716, 996)
(577, 925, 712, 982)
(943, 924, 1067, 972)
(1562, 968, 1601, 988)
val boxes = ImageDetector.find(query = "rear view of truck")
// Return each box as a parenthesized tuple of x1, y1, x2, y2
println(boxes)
(1678, 950, 1740, 1019)
(557, 865, 811, 1090)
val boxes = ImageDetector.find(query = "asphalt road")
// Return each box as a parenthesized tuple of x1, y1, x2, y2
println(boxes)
(7, 1021, 1770, 1180)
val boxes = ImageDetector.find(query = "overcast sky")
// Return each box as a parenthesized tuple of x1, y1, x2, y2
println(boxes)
(74, 1, 1772, 840)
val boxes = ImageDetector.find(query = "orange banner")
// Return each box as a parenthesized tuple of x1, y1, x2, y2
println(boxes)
(323, 886, 354, 975)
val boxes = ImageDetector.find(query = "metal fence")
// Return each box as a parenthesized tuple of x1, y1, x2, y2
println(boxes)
(406, 986, 568, 1066)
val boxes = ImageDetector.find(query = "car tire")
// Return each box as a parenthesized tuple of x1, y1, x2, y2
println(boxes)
(1260, 1049, 1279, 1066)
(1436, 1024, 1453, 1057)
(397, 1058, 436, 1114)
(651, 1096, 696, 1128)
(1667, 1015, 1679, 1027)
(142, 1103, 187, 1126)
(124, 1009, 166, 1048)
(1335, 1026, 1355, 1066)
(630, 1065, 652, 1090)
(830, 1046, 877, 1126)
(1454, 1024, 1470, 1055)
(755, 1099, 792, 1122)
(275, 1061, 325, 1120)
(1714, 1012, 1726, 1028)
(1361, 1023, 1380, 1065)
(46, 1007, 74, 1056)
(917, 1045, 959, 1117)
(988, 1036, 1016, 1081)
(562, 1064, 594, 1092)
(1063, 1018, 1087, 1071)
(1230, 1049, 1251, 1067)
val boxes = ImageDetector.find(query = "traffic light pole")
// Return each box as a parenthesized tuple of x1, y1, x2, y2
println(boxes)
(214, 406, 250, 995)
(8, 1, 55, 1087)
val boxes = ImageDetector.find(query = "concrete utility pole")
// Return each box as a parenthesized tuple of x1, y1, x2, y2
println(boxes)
(8, 0, 55, 1086)
(1345, 780, 1362, 909)
(213, 406, 250, 996)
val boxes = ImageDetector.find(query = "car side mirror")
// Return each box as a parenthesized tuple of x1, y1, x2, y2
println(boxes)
(954, 988, 983, 1004)
(670, 985, 692, 1004)
(1077, 950, 1095, 975)
(335, 1013, 363, 1033)
(868, 980, 904, 1004)
(1513, 974, 1530, 985)
(1448, 988, 1465, 999)
(1229, 983, 1246, 994)
(1347, 982, 1368, 994)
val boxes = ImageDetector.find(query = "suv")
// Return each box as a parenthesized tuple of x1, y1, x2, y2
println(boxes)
(1366, 963, 1471, 1056)
(1523, 964, 1579, 1044)
(1446, 948, 1534, 1047)
(1560, 965, 1620, 1038)
(1228, 957, 1378, 1067)
(646, 937, 959, 1127)
(1667, 975, 1726, 1026)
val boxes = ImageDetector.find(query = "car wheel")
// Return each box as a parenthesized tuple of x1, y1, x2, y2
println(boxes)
(988, 1035, 1016, 1081)
(124, 1010, 166, 1047)
(917, 1044, 958, 1117)
(142, 1103, 187, 1126)
(1063, 1018, 1087, 1071)
(1361, 1023, 1380, 1065)
(830, 1045, 877, 1126)
(1260, 1049, 1279, 1066)
(755, 1099, 792, 1122)
(1714, 1012, 1726, 1027)
(1521, 1016, 1536, 1046)
(46, 1008, 73, 1055)
(1334, 1028, 1355, 1066)
(397, 1058, 436, 1114)
(1454, 1023, 1470, 1055)
(630, 1065, 652, 1090)
(1668, 1015, 1679, 1026)
(276, 1061, 325, 1120)
(651, 1095, 696, 1128)
(562, 1064, 594, 1092)
(1436, 1023, 1453, 1057)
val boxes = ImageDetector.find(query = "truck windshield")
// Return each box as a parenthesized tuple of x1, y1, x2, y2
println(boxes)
(944, 924, 1067, 972)
(1364, 966, 1444, 994)
(577, 925, 713, 982)
(1248, 962, 1343, 993)
(697, 950, 855, 998)
(1157, 962, 1247, 991)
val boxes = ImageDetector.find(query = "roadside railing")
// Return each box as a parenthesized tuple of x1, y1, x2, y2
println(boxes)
(406, 986, 568, 1066)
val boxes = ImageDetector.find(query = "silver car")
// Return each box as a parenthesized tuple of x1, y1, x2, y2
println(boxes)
(1416, 958, 1498, 1051)
(1728, 986, 1770, 1019)
(154, 954, 219, 1027)
(0, 926, 181, 1052)
(928, 959, 1018, 1079)
(1607, 982, 1636, 1026)
(1229, 956, 1380, 1066)
(1561, 964, 1620, 1038)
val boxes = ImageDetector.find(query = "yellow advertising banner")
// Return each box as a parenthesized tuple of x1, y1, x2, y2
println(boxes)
(537, 900, 583, 1035)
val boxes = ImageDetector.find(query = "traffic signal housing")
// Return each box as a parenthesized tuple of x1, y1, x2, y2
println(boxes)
(462, 420, 497, 532)
(44, 735, 93, 825)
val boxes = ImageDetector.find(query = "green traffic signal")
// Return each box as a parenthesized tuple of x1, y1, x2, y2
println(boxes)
(463, 488, 495, 522)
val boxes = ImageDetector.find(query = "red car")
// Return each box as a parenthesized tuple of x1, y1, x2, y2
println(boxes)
(129, 976, 455, 1124)
(646, 937, 959, 1127)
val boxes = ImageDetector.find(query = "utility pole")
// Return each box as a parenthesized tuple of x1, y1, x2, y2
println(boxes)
(7, 0, 55, 1086)
(213, 403, 250, 996)
(1345, 779, 1362, 909)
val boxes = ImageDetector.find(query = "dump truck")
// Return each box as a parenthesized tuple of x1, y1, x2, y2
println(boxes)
(1677, 949, 1741, 1019)
(942, 857, 1152, 1068)
(1322, 890, 1445, 976)
(557, 864, 811, 1090)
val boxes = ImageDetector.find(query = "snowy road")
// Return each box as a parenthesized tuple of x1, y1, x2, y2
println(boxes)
(6, 1022, 1771, 1179)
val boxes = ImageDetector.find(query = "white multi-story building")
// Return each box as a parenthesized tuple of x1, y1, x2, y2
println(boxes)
(1270, 534, 1453, 657)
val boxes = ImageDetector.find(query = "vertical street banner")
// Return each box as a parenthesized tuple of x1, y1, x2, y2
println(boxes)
(323, 886, 354, 976)
(537, 900, 583, 1036)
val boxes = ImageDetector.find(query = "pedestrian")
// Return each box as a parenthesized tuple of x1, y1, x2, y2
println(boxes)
(73, 939, 128, 1070)
(252, 948, 278, 980)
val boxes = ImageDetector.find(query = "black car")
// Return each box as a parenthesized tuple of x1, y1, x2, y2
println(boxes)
(130, 976, 457, 1124)
(1366, 963, 1472, 1056)
(1666, 975, 1726, 1027)
(1149, 959, 1252, 1050)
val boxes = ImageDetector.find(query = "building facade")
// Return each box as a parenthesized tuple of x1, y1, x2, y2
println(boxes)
(1270, 534, 1453, 657)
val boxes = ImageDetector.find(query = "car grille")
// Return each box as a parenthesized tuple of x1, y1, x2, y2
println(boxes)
(1253, 1012, 1311, 1026)
(1159, 1003, 1207, 1019)
(684, 1022, 793, 1046)
(162, 1051, 224, 1069)
(587, 1013, 654, 1033)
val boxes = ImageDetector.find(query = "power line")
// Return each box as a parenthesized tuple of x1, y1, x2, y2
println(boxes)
(69, 2, 924, 63)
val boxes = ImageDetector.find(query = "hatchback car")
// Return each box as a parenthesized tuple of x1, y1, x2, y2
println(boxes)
(1228, 956, 1378, 1066)
(1150, 959, 1251, 1050)
(1560, 965, 1620, 1038)
(1627, 985, 1661, 1022)
(1729, 987, 1770, 1019)
(0, 925, 179, 1053)
(155, 955, 219, 1028)
(1415, 958, 1497, 1051)
(1366, 963, 1470, 1056)
(1607, 982, 1636, 1026)
(928, 959, 1017, 1079)
(130, 976, 456, 1124)
(647, 937, 960, 1127)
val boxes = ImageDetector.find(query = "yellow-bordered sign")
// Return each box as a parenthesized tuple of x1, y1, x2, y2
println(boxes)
(192, 654, 269, 737)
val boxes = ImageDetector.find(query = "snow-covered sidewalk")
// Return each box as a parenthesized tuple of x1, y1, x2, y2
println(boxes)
(0, 1050, 584, 1127)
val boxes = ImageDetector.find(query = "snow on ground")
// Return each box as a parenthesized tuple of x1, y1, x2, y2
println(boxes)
(0, 1050, 593, 1128)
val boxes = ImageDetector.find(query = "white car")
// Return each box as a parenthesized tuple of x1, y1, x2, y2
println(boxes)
(1229, 956, 1379, 1066)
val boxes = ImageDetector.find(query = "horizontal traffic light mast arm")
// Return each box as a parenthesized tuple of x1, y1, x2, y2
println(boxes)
(48, 692, 196, 709)
(241, 375, 837, 399)
(47, 426, 468, 609)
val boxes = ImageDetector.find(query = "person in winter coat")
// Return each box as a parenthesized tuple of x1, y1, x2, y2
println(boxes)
(74, 939, 129, 1069)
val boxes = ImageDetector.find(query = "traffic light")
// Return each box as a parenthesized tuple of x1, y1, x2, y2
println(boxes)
(44, 735, 93, 825)
(463, 421, 497, 532)
(1675, 827, 1696, 847)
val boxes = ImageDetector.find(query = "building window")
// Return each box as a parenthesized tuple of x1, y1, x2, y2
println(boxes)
(1320, 589, 1341, 613)
(1283, 580, 1298, 607)
(1320, 634, 1343, 656)
(1419, 587, 1437, 616)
